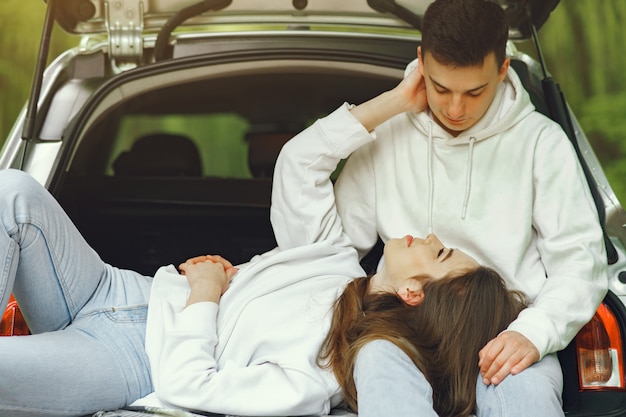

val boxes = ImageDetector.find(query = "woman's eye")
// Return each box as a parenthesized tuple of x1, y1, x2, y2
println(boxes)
(437, 248, 445, 258)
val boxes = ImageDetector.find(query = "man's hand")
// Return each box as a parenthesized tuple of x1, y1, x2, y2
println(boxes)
(179, 255, 238, 306)
(478, 331, 540, 385)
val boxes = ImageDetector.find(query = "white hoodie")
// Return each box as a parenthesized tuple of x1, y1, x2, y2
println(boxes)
(333, 59, 608, 358)
(133, 111, 372, 415)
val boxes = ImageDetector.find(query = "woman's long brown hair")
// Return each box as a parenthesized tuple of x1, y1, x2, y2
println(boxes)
(319, 267, 527, 417)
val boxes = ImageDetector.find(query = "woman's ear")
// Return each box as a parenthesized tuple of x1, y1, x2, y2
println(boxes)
(398, 287, 424, 306)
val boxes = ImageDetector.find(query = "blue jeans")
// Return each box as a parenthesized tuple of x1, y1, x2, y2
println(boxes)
(0, 169, 154, 417)
(354, 339, 564, 417)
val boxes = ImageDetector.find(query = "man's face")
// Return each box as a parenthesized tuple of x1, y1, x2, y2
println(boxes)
(418, 48, 509, 136)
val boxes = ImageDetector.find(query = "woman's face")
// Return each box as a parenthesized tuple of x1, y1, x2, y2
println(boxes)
(383, 233, 479, 287)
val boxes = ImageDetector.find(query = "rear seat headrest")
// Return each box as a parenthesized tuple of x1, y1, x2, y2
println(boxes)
(113, 133, 203, 177)
(247, 132, 294, 178)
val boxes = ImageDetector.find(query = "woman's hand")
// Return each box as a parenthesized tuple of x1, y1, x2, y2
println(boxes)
(394, 65, 428, 114)
(179, 255, 238, 306)
(350, 66, 427, 132)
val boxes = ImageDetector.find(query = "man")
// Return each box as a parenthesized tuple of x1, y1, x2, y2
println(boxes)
(326, 0, 608, 415)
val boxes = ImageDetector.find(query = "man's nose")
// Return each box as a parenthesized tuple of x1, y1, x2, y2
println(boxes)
(448, 96, 465, 118)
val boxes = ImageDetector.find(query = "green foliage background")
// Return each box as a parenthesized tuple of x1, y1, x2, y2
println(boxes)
(521, 0, 626, 205)
(0, 1, 79, 140)
(1, 0, 625, 202)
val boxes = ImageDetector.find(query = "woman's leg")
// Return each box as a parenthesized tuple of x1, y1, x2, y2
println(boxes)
(353, 339, 438, 417)
(0, 170, 154, 413)
(0, 305, 152, 417)
(0, 169, 149, 332)
(475, 353, 564, 417)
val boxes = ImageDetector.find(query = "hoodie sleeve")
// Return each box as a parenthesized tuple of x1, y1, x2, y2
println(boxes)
(150, 301, 332, 416)
(270, 103, 375, 250)
(334, 57, 418, 260)
(334, 139, 380, 260)
(506, 124, 609, 357)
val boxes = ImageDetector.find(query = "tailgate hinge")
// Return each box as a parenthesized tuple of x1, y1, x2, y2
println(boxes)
(104, 0, 146, 69)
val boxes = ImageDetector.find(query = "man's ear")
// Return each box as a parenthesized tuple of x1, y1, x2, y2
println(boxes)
(398, 287, 424, 306)
(498, 57, 510, 82)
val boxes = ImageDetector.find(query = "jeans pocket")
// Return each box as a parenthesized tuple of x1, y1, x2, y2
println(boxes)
(102, 305, 148, 324)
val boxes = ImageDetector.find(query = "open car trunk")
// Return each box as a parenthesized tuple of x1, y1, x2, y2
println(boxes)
(3, 1, 625, 416)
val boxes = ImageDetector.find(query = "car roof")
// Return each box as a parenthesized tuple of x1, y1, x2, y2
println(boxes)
(48, 0, 559, 40)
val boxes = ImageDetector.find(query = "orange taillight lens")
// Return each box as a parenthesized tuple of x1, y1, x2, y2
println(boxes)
(575, 303, 625, 390)
(0, 295, 30, 336)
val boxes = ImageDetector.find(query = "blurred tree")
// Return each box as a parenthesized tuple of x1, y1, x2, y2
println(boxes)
(0, 1, 77, 142)
(528, 0, 626, 203)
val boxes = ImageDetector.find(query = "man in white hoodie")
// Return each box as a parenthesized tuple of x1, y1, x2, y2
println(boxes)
(326, 0, 609, 415)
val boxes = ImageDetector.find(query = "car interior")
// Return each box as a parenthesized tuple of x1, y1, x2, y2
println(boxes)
(57, 61, 400, 276)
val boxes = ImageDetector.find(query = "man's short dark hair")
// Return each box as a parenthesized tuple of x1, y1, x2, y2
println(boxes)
(421, 0, 509, 68)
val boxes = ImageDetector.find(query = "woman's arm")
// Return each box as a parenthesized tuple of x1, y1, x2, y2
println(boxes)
(270, 64, 426, 251)
(151, 299, 332, 416)
(270, 106, 375, 250)
(350, 64, 427, 132)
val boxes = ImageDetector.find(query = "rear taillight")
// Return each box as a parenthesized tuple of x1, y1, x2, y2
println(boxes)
(0, 295, 30, 336)
(575, 303, 625, 390)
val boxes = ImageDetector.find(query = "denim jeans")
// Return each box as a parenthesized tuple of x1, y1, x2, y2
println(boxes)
(354, 339, 564, 417)
(0, 169, 154, 417)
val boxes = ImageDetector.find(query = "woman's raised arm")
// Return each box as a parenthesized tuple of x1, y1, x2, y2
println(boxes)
(270, 105, 376, 250)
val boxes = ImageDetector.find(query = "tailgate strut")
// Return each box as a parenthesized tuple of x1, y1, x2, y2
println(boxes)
(366, 0, 423, 29)
(530, 22, 618, 264)
(19, 0, 57, 169)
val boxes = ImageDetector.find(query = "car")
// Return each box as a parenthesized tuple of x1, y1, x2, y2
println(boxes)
(1, 0, 626, 416)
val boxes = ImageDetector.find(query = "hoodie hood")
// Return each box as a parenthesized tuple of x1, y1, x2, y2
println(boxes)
(402, 58, 536, 226)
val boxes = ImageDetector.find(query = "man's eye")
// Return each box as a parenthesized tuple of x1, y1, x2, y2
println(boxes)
(468, 92, 482, 97)
(437, 248, 445, 258)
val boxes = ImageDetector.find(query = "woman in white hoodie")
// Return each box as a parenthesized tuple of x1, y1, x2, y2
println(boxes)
(0, 97, 514, 416)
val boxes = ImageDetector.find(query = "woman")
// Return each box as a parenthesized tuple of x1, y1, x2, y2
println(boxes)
(0, 100, 516, 417)
(320, 267, 527, 417)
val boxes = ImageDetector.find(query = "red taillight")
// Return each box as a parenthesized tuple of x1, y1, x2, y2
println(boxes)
(575, 303, 625, 390)
(0, 295, 30, 336)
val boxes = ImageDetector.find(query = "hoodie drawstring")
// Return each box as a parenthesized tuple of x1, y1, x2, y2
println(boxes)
(427, 122, 434, 234)
(461, 137, 476, 219)
(426, 122, 475, 226)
